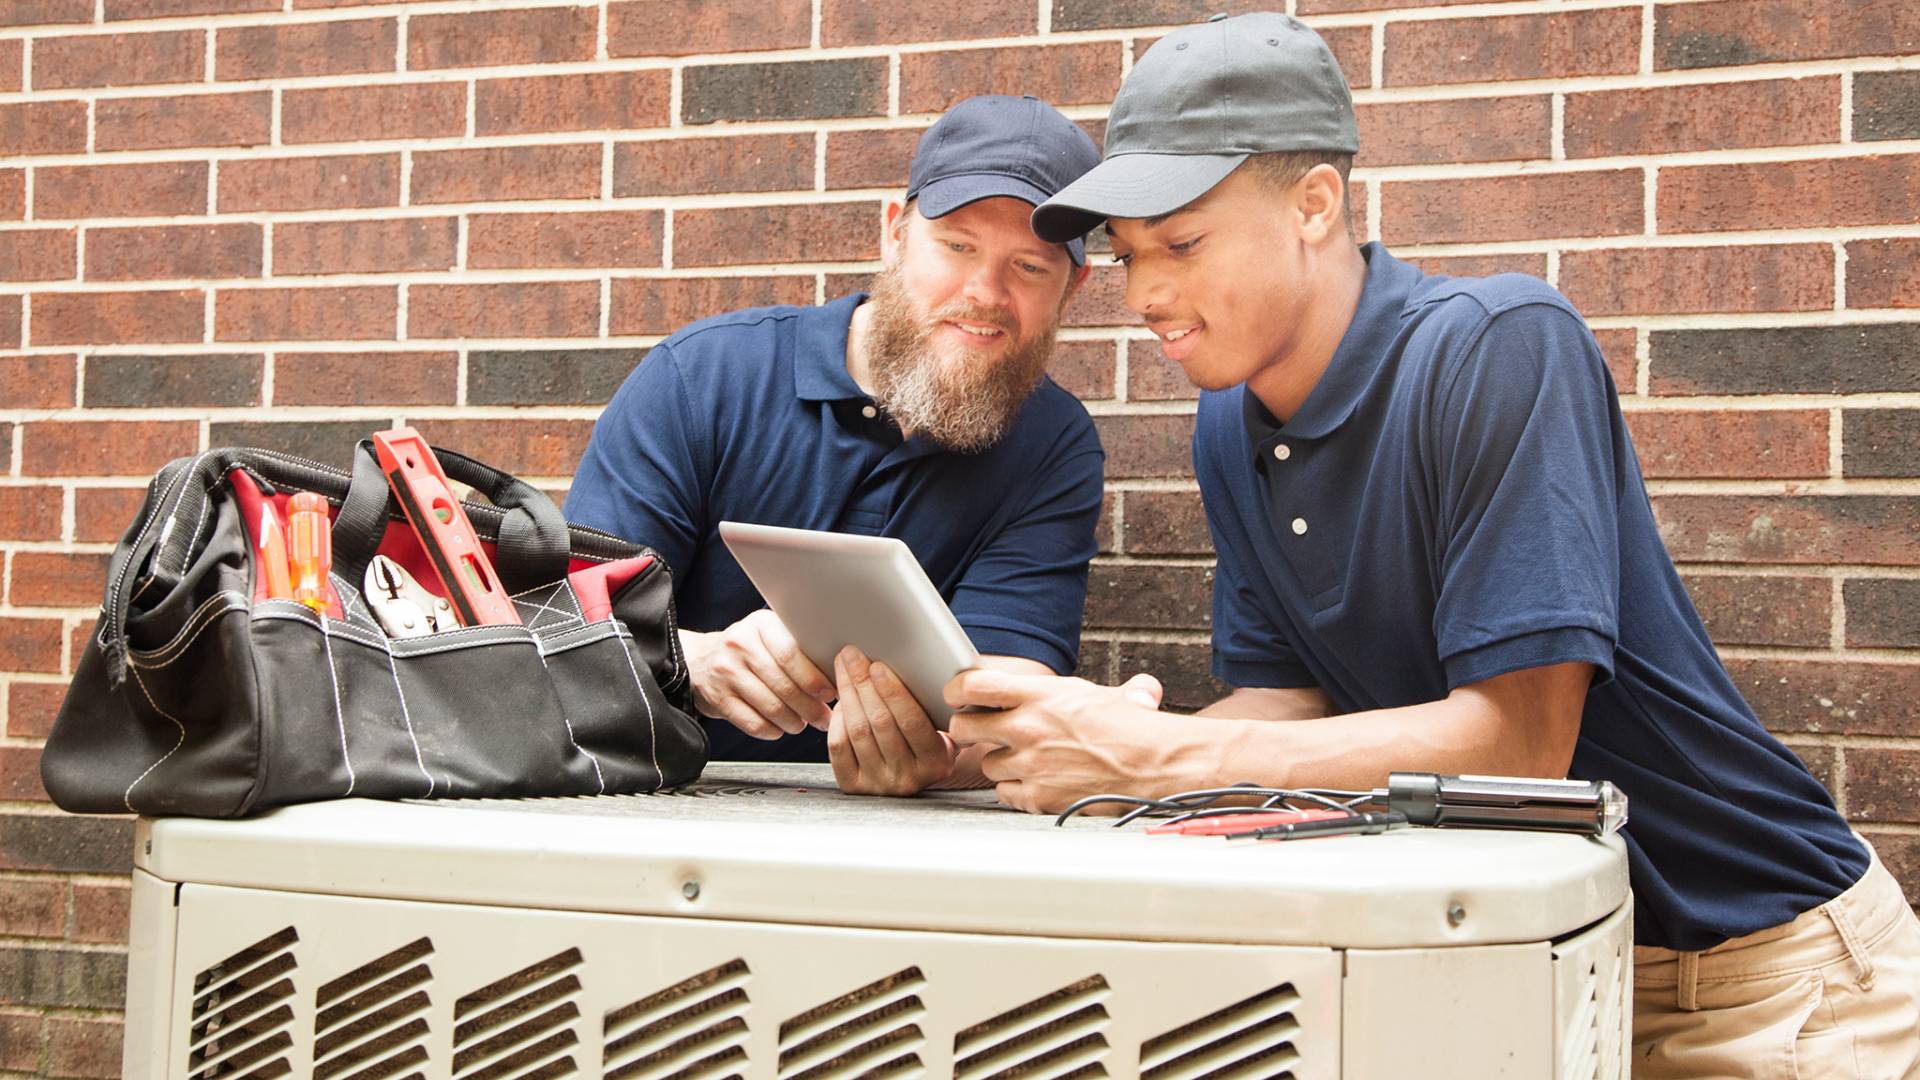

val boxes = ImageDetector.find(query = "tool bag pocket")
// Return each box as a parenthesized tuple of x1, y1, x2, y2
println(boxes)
(41, 441, 707, 818)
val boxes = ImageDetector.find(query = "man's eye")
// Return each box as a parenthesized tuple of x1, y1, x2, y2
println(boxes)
(1111, 253, 1132, 266)
(1169, 237, 1201, 255)
(944, 240, 968, 252)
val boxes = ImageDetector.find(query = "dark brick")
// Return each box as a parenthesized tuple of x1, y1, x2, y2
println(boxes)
(407, 6, 596, 70)
(1095, 493, 1116, 555)
(467, 349, 645, 406)
(281, 83, 466, 144)
(0, 229, 75, 281)
(0, 0, 92, 25)
(0, 816, 132, 875)
(73, 489, 145, 544)
(83, 354, 264, 408)
(476, 70, 670, 136)
(1565, 78, 1840, 158)
(215, 18, 395, 81)
(1560, 244, 1832, 317)
(217, 154, 399, 213)
(94, 91, 272, 152)
(45, 1017, 120, 1079)
(0, 487, 63, 542)
(0, 878, 64, 938)
(1845, 578, 1920, 649)
(1120, 489, 1210, 556)
(1847, 747, 1920, 824)
(673, 202, 878, 267)
(1086, 563, 1211, 630)
(30, 290, 204, 347)
(273, 351, 458, 407)
(1094, 413, 1194, 478)
(407, 282, 599, 339)
(33, 30, 200, 90)
(1048, 340, 1115, 402)
(84, 223, 263, 282)
(33, 161, 206, 221)
(683, 59, 887, 124)
(825, 128, 924, 191)
(1650, 324, 1920, 396)
(1844, 409, 1920, 478)
(1385, 9, 1640, 87)
(407, 420, 593, 477)
(1624, 408, 1828, 479)
(1356, 96, 1550, 168)
(1848, 238, 1920, 309)
(823, 0, 1031, 45)
(1656, 0, 1919, 69)
(614, 133, 814, 197)
(899, 43, 1118, 114)
(411, 144, 601, 204)
(1856, 71, 1920, 142)
(608, 0, 810, 57)
(1679, 573, 1829, 648)
(1652, 496, 1920, 566)
(1075, 637, 1114, 683)
(209, 420, 370, 472)
(0, 947, 124, 1010)
(467, 211, 664, 269)
(1659, 156, 1920, 233)
(1053, 0, 1272, 31)
(1861, 831, 1920, 907)
(0, 100, 87, 156)
(610, 276, 815, 336)
(1789, 743, 1838, 798)
(272, 217, 457, 276)
(1114, 639, 1228, 712)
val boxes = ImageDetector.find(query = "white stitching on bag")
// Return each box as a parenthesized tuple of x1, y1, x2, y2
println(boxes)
(376, 629, 436, 799)
(319, 615, 356, 797)
(610, 623, 661, 787)
(532, 647, 603, 795)
(123, 667, 188, 814)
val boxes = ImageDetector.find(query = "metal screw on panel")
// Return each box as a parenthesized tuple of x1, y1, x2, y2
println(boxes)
(682, 880, 701, 901)
(1447, 902, 1467, 927)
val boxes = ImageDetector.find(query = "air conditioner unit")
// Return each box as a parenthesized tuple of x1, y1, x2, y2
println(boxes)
(124, 764, 1632, 1080)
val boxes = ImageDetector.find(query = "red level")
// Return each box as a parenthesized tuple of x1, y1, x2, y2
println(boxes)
(371, 428, 521, 627)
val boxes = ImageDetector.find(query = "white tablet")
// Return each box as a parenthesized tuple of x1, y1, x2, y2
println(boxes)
(718, 521, 979, 730)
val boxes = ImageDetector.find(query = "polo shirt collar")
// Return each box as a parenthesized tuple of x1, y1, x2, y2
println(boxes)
(1254, 242, 1422, 442)
(793, 292, 872, 402)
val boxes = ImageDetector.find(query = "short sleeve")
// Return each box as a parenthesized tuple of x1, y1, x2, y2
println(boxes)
(562, 344, 709, 579)
(1430, 301, 1622, 689)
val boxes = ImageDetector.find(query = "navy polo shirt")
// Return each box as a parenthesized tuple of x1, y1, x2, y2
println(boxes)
(565, 292, 1104, 763)
(1197, 243, 1867, 951)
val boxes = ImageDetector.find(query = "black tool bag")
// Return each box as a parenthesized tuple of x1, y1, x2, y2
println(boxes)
(41, 441, 707, 818)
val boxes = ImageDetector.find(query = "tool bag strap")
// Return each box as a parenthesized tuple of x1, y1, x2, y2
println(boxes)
(332, 438, 574, 597)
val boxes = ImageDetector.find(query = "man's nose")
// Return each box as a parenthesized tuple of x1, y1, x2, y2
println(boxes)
(1123, 265, 1170, 319)
(961, 261, 1013, 312)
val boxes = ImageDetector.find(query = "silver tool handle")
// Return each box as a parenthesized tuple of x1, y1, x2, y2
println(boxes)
(1386, 772, 1628, 836)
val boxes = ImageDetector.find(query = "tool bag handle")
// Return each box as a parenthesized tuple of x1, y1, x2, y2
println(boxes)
(332, 439, 574, 598)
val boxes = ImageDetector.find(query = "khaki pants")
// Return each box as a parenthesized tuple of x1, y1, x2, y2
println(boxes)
(1631, 838, 1920, 1079)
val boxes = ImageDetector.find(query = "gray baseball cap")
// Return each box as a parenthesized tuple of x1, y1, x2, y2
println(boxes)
(1032, 12, 1359, 243)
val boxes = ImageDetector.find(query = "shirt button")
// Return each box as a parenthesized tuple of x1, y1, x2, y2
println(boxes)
(861, 404, 877, 419)
(1291, 517, 1308, 536)
(1273, 444, 1291, 461)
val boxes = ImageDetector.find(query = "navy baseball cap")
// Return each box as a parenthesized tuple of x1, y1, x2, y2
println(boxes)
(906, 94, 1102, 265)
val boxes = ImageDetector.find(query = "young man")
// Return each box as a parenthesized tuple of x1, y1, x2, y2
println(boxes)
(944, 13, 1920, 1074)
(565, 95, 1104, 798)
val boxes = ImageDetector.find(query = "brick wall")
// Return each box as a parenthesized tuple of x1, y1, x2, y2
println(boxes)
(0, 0, 1916, 1072)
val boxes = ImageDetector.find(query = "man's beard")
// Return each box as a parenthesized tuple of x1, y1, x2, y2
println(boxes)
(862, 262, 1060, 454)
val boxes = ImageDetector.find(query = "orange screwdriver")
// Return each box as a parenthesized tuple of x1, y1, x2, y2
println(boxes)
(288, 492, 333, 615)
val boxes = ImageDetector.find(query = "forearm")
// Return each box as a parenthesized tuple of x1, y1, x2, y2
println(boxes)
(1196, 685, 1332, 721)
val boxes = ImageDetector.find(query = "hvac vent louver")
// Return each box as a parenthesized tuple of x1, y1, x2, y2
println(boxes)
(602, 957, 752, 1080)
(1140, 984, 1301, 1080)
(451, 947, 586, 1080)
(777, 966, 927, 1079)
(954, 974, 1112, 1079)
(313, 936, 434, 1080)
(187, 926, 299, 1080)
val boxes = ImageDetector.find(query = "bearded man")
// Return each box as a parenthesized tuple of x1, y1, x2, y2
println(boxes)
(565, 95, 1104, 795)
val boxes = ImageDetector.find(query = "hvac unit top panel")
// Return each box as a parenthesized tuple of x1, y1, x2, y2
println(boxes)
(137, 764, 1627, 949)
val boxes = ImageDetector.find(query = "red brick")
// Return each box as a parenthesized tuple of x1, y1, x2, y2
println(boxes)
(411, 144, 601, 205)
(0, 229, 76, 281)
(0, 40, 16, 92)
(281, 82, 466, 144)
(1095, 413, 1194, 478)
(0, 488, 62, 542)
(1678, 573, 1830, 648)
(408, 419, 593, 477)
(0, 748, 45, 803)
(1560, 245, 1833, 317)
(608, 0, 810, 57)
(900, 43, 1120, 115)
(408, 282, 599, 340)
(1086, 563, 1210, 630)
(823, 0, 1030, 45)
(0, 0, 92, 25)
(67, 624, 90, 667)
(1047, 339, 1116, 403)
(0, 356, 75, 410)
(1590, 327, 1638, 393)
(215, 285, 396, 342)
(1847, 238, 1920, 309)
(1058, 0, 1267, 31)
(33, 30, 201, 90)
(33, 161, 207, 220)
(0, 170, 20, 220)
(1129, 342, 1198, 402)
(1408, 253, 1549, 279)
(274, 351, 458, 406)
(1565, 78, 1841, 159)
(216, 153, 399, 212)
(615, 133, 815, 197)
(476, 70, 670, 136)
(1122, 489, 1210, 555)
(215, 18, 396, 81)
(85, 223, 262, 282)
(6, 682, 66, 739)
(825, 128, 924, 191)
(1115, 639, 1227, 711)
(71, 884, 129, 945)
(609, 276, 815, 336)
(44, 1017, 119, 1080)
(1382, 170, 1642, 245)
(1384, 9, 1639, 87)
(23, 421, 197, 478)
(1321, 25, 1372, 90)
(468, 211, 663, 270)
(0, 618, 64, 672)
(0, 100, 86, 156)
(674, 202, 879, 267)
(73, 489, 146, 543)
(96, 91, 271, 152)
(30, 290, 204, 347)
(0, 298, 15, 348)
(272, 218, 457, 276)
(0, 878, 63, 937)
(1652, 496, 1920, 566)
(1356, 96, 1549, 168)
(1847, 747, 1920, 825)
(107, 0, 276, 15)
(1064, 265, 1140, 328)
(0, 1011, 40, 1072)
(1656, 0, 1919, 69)
(1659, 156, 1920, 234)
(8, 552, 108, 608)
(408, 6, 596, 69)
(1863, 831, 1920, 907)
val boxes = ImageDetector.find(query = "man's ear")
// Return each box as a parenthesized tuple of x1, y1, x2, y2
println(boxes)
(881, 200, 908, 262)
(1296, 163, 1348, 244)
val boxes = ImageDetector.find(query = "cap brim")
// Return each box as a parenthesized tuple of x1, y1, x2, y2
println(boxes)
(917, 173, 1087, 265)
(1032, 152, 1247, 243)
